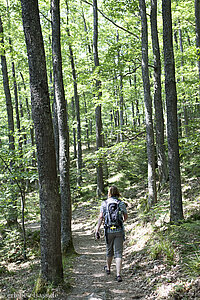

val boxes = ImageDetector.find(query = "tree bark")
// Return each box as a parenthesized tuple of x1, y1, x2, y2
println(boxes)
(195, 0, 200, 106)
(150, 0, 168, 185)
(66, 0, 82, 185)
(162, 0, 184, 222)
(178, 24, 189, 137)
(117, 31, 124, 142)
(139, 0, 157, 207)
(71, 97, 77, 159)
(20, 0, 63, 283)
(20, 72, 36, 168)
(12, 61, 23, 152)
(93, 0, 104, 197)
(83, 94, 90, 150)
(0, 14, 18, 226)
(134, 72, 140, 127)
(51, 0, 73, 254)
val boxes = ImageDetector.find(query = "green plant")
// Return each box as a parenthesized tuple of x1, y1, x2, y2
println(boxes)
(150, 237, 174, 264)
(184, 251, 200, 275)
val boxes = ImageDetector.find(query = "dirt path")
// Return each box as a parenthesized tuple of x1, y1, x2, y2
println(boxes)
(67, 208, 154, 300)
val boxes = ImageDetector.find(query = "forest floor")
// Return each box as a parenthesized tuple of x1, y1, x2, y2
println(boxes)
(1, 180, 200, 299)
(65, 194, 200, 300)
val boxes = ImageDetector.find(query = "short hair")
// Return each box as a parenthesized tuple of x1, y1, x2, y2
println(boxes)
(108, 185, 121, 198)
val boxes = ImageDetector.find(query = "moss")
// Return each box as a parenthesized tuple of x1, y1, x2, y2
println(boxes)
(33, 276, 48, 295)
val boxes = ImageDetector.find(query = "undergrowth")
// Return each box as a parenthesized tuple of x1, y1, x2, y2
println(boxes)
(0, 134, 200, 298)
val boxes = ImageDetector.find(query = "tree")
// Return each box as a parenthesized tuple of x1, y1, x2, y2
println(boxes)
(195, 0, 200, 106)
(116, 31, 124, 142)
(20, 0, 63, 284)
(93, 0, 104, 197)
(66, 0, 83, 185)
(150, 0, 168, 185)
(0, 14, 18, 226)
(139, 0, 157, 206)
(162, 0, 184, 222)
(51, 0, 74, 254)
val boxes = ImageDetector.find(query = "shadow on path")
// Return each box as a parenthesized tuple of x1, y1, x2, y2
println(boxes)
(67, 218, 142, 300)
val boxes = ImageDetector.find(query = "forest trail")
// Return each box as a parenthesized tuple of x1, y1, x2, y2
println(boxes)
(66, 202, 159, 300)
(68, 211, 138, 300)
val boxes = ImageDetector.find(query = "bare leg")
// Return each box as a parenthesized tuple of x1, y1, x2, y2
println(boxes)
(107, 256, 113, 271)
(116, 257, 122, 276)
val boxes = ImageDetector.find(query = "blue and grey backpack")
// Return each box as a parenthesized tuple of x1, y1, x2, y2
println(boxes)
(104, 198, 123, 229)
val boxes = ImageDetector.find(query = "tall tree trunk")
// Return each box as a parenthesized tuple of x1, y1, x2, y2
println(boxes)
(162, 0, 184, 222)
(150, 0, 168, 185)
(84, 94, 90, 150)
(128, 74, 135, 127)
(178, 25, 189, 137)
(66, 0, 82, 185)
(71, 97, 77, 159)
(93, 0, 104, 197)
(49, 58, 60, 174)
(20, 0, 63, 284)
(195, 0, 200, 107)
(82, 7, 92, 58)
(52, 88, 60, 173)
(20, 72, 36, 168)
(119, 74, 124, 141)
(51, 0, 73, 254)
(134, 73, 140, 127)
(12, 61, 23, 152)
(117, 31, 124, 142)
(139, 0, 157, 207)
(0, 15, 18, 226)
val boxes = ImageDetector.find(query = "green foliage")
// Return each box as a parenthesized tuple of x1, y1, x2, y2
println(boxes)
(149, 235, 175, 264)
(83, 136, 147, 190)
(34, 276, 48, 296)
(148, 220, 200, 276)
(0, 228, 24, 262)
(102, 0, 139, 18)
(0, 227, 40, 263)
(168, 221, 200, 257)
(180, 132, 200, 177)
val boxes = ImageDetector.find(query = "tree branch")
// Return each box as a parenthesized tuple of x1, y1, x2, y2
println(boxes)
(82, 0, 139, 38)
(123, 65, 141, 77)
(123, 130, 146, 142)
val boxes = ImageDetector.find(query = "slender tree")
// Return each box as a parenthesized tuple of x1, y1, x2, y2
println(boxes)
(83, 94, 90, 150)
(51, 0, 74, 254)
(139, 0, 157, 206)
(0, 14, 18, 226)
(178, 24, 189, 137)
(195, 0, 200, 106)
(20, 0, 63, 283)
(150, 0, 168, 185)
(93, 0, 104, 197)
(66, 0, 83, 185)
(71, 97, 77, 159)
(162, 0, 184, 222)
(20, 72, 36, 167)
(117, 31, 124, 142)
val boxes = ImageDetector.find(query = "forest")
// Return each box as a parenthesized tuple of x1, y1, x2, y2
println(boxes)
(0, 0, 200, 299)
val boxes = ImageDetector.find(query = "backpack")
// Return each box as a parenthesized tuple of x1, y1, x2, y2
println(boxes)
(104, 198, 123, 228)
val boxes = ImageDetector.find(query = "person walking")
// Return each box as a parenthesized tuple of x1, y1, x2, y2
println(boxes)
(95, 186, 128, 282)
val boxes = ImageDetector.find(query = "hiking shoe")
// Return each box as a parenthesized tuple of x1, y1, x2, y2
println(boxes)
(104, 266, 110, 275)
(116, 275, 122, 282)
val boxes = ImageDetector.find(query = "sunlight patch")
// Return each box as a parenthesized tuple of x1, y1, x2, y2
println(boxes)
(156, 283, 174, 298)
(108, 172, 124, 183)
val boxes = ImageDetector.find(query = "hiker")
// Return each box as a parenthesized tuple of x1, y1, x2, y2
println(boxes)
(95, 185, 128, 282)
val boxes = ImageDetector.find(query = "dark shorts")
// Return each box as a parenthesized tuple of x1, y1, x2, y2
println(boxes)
(106, 231, 124, 258)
